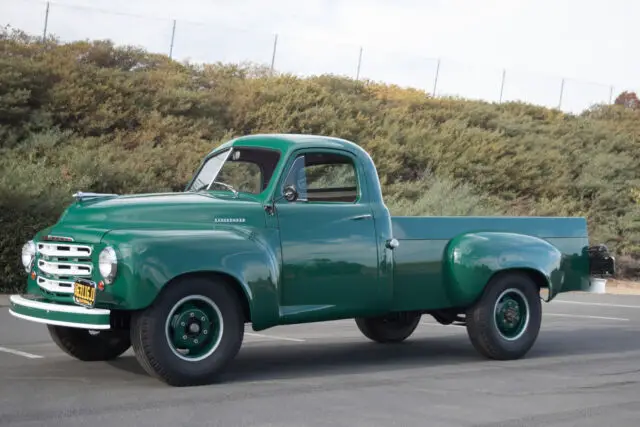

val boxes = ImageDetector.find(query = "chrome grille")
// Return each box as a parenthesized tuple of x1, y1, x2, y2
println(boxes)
(37, 242, 92, 258)
(38, 259, 92, 277)
(36, 276, 75, 293)
(35, 240, 94, 295)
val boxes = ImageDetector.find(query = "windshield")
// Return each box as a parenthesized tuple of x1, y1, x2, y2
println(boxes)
(187, 147, 281, 195)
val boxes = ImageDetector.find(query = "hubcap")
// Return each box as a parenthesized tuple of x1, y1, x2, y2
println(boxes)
(493, 288, 530, 341)
(164, 295, 224, 362)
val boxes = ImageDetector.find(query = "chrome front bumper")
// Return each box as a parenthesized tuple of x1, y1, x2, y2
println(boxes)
(8, 294, 111, 330)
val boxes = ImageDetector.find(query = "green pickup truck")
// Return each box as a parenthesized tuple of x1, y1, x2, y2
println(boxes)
(10, 134, 614, 386)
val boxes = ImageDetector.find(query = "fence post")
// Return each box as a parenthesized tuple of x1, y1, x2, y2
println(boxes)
(432, 58, 441, 97)
(558, 78, 565, 109)
(499, 69, 506, 103)
(609, 85, 615, 104)
(42, 1, 50, 42)
(270, 34, 278, 75)
(356, 47, 363, 81)
(169, 19, 176, 59)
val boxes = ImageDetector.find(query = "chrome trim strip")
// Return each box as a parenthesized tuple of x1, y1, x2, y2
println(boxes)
(36, 276, 74, 294)
(73, 191, 118, 202)
(37, 242, 93, 258)
(42, 235, 74, 242)
(9, 295, 109, 315)
(37, 259, 92, 277)
(9, 310, 111, 330)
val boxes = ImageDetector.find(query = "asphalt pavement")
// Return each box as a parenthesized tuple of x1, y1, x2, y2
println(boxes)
(1, 292, 640, 426)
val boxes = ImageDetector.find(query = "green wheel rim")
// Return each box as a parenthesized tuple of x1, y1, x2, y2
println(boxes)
(165, 295, 224, 362)
(493, 288, 530, 341)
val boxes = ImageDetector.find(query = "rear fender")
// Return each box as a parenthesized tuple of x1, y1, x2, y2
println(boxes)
(101, 227, 282, 331)
(444, 232, 564, 307)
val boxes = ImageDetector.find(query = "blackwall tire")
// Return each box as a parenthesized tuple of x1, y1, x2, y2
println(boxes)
(355, 312, 421, 343)
(130, 276, 244, 387)
(465, 272, 542, 360)
(48, 325, 131, 361)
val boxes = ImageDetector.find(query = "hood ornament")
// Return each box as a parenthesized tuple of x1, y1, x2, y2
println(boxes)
(73, 191, 119, 202)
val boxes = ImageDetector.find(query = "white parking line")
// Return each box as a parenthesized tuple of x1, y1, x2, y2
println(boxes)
(545, 313, 629, 322)
(554, 300, 640, 309)
(0, 346, 44, 359)
(245, 332, 306, 342)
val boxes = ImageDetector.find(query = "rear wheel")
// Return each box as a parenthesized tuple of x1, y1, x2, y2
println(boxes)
(48, 325, 131, 361)
(465, 272, 542, 360)
(130, 276, 245, 387)
(355, 312, 421, 343)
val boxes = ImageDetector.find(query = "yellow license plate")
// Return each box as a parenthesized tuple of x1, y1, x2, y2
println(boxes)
(73, 280, 96, 308)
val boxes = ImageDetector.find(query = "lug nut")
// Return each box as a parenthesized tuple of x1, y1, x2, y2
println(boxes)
(194, 339, 199, 344)
(203, 330, 208, 335)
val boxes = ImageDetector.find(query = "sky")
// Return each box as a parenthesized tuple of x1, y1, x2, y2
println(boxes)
(1, 0, 638, 114)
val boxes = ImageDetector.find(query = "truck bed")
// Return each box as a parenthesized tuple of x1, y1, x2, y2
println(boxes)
(389, 216, 589, 312)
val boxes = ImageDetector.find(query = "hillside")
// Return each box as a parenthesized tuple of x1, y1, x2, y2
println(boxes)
(0, 27, 639, 291)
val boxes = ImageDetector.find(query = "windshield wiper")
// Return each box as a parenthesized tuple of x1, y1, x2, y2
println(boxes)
(190, 181, 239, 198)
(210, 181, 239, 198)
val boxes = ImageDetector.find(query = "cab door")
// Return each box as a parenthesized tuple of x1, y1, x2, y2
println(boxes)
(274, 148, 384, 322)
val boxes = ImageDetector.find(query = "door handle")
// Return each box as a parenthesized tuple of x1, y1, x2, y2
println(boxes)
(351, 214, 372, 221)
(386, 238, 399, 249)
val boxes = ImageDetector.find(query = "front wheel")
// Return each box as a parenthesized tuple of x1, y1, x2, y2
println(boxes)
(130, 277, 245, 387)
(465, 272, 542, 360)
(48, 325, 131, 361)
(355, 312, 421, 343)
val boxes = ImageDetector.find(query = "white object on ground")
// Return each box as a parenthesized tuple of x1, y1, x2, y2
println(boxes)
(588, 278, 607, 294)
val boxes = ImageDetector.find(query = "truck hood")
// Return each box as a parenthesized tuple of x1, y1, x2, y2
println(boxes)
(44, 192, 266, 244)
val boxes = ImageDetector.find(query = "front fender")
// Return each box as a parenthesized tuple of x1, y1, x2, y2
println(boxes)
(101, 227, 282, 330)
(444, 232, 564, 307)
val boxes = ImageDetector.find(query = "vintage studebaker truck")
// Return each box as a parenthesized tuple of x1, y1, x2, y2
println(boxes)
(10, 134, 614, 386)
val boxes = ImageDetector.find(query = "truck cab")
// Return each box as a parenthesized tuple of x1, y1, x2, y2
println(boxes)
(9, 134, 615, 387)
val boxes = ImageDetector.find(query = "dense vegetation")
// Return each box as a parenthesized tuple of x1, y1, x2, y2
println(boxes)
(1, 27, 639, 292)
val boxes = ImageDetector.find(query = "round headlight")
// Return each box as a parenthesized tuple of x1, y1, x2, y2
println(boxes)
(98, 246, 118, 284)
(21, 240, 36, 272)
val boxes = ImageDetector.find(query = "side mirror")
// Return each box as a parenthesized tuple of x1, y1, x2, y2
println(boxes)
(283, 185, 298, 202)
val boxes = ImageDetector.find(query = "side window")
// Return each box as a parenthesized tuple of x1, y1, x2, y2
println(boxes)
(282, 156, 308, 201)
(282, 152, 359, 203)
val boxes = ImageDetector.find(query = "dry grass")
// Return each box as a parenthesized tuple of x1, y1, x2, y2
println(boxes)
(604, 279, 640, 295)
